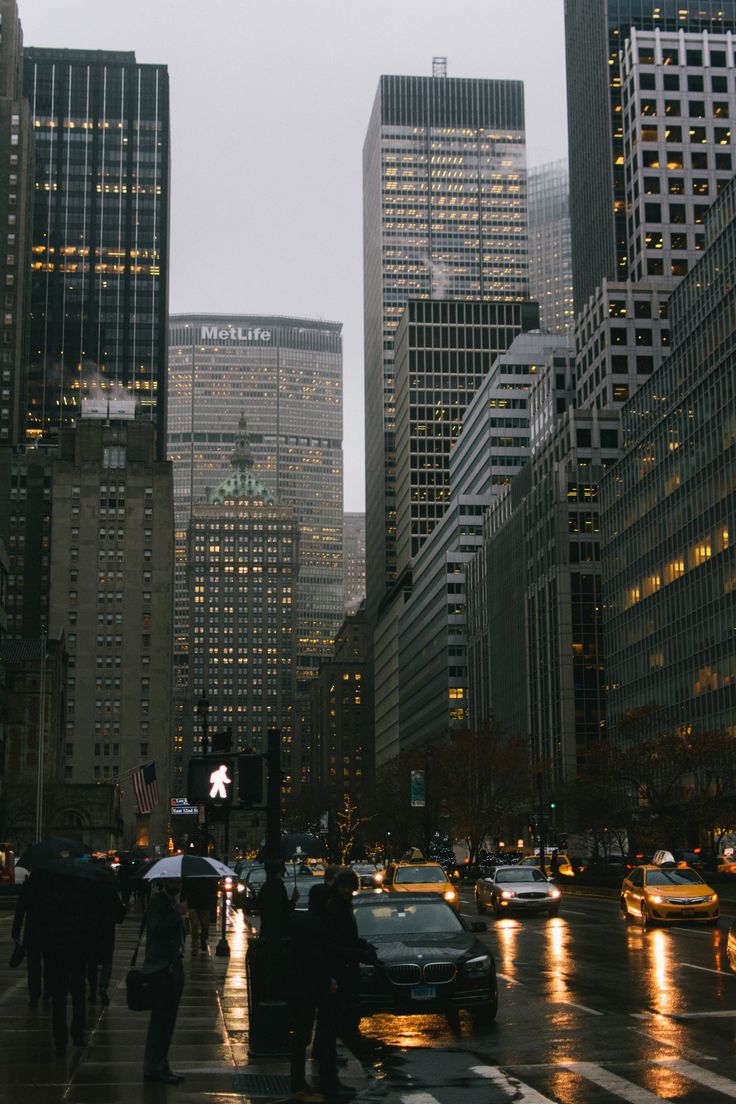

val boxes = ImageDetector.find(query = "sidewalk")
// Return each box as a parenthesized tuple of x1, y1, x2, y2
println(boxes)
(0, 906, 367, 1103)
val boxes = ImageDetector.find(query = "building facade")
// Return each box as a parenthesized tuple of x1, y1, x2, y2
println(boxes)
(564, 0, 736, 311)
(393, 299, 538, 575)
(187, 419, 298, 767)
(601, 176, 736, 739)
(527, 160, 574, 334)
(0, 0, 33, 446)
(47, 412, 173, 848)
(363, 72, 528, 617)
(310, 611, 372, 809)
(343, 512, 366, 614)
(22, 48, 170, 454)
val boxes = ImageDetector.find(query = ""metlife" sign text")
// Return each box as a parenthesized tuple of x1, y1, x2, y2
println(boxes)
(201, 325, 272, 342)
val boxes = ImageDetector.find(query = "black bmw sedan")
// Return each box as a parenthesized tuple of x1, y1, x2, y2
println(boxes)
(353, 893, 497, 1023)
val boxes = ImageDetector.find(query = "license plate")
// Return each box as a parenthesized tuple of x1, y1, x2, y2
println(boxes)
(410, 985, 436, 1001)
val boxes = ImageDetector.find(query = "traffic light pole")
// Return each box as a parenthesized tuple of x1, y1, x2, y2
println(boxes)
(536, 771, 547, 875)
(215, 809, 231, 958)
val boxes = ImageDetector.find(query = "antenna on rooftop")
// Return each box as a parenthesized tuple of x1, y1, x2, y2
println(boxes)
(432, 57, 448, 78)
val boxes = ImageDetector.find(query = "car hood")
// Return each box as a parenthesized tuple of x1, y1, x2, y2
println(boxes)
(392, 882, 450, 893)
(370, 932, 486, 964)
(646, 883, 715, 898)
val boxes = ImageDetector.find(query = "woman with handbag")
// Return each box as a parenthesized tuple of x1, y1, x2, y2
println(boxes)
(142, 876, 187, 1085)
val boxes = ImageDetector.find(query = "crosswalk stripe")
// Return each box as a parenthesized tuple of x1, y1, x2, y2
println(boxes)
(555, 999, 604, 1015)
(400, 1094, 440, 1104)
(470, 1065, 557, 1103)
(673, 1009, 736, 1018)
(562, 1062, 673, 1103)
(496, 972, 523, 985)
(680, 961, 733, 976)
(655, 1058, 736, 1098)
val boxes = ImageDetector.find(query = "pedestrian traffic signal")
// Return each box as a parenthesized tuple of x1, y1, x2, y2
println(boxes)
(187, 756, 235, 807)
(238, 753, 266, 808)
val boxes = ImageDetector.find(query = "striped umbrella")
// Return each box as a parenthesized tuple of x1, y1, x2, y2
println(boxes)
(141, 854, 232, 880)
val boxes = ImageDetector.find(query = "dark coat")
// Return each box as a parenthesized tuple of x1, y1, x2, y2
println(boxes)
(11, 878, 42, 947)
(308, 881, 330, 917)
(288, 908, 332, 1007)
(322, 891, 376, 979)
(181, 877, 217, 912)
(32, 870, 93, 959)
(89, 880, 126, 959)
(142, 885, 185, 974)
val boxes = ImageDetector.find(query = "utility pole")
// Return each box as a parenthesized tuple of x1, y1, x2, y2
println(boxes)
(536, 770, 547, 875)
(34, 630, 47, 843)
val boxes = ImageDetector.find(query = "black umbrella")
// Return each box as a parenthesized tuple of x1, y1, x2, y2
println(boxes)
(18, 836, 90, 869)
(44, 857, 116, 883)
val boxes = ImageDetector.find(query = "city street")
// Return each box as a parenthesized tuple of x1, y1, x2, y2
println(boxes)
(4, 886, 736, 1102)
(356, 886, 736, 1104)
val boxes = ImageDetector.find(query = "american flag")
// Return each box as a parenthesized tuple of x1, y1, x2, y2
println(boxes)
(132, 761, 159, 814)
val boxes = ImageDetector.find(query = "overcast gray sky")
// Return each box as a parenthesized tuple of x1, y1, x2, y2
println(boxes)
(20, 0, 567, 511)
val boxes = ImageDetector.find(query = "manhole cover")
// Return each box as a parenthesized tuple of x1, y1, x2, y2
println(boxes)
(233, 1072, 291, 1096)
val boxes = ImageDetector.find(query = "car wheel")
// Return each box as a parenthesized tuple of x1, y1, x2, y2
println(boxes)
(493, 897, 502, 916)
(641, 902, 652, 927)
(476, 893, 486, 915)
(620, 896, 629, 920)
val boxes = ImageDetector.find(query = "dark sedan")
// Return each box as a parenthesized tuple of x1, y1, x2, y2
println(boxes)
(353, 893, 497, 1023)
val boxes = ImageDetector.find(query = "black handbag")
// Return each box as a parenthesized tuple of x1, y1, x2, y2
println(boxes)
(125, 912, 171, 1012)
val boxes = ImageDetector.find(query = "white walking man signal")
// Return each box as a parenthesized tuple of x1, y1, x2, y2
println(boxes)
(209, 763, 231, 800)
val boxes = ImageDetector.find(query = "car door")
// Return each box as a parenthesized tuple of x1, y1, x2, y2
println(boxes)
(626, 867, 644, 912)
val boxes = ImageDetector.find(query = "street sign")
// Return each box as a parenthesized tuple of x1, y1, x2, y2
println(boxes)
(170, 804, 199, 816)
(171, 797, 189, 807)
(410, 770, 426, 808)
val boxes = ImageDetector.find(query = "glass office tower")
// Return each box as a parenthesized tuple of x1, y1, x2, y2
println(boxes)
(168, 315, 344, 682)
(528, 160, 574, 334)
(23, 49, 170, 456)
(363, 73, 528, 618)
(564, 0, 736, 312)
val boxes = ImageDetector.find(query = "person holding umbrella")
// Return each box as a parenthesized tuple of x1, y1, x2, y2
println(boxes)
(139, 853, 230, 1085)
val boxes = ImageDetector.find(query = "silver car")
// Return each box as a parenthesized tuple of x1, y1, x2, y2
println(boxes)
(474, 865, 561, 917)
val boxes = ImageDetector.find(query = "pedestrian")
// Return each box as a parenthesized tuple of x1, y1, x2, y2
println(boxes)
(35, 868, 91, 1054)
(180, 876, 217, 957)
(141, 877, 187, 1085)
(308, 864, 341, 917)
(287, 906, 335, 1102)
(87, 870, 126, 1005)
(11, 870, 48, 1008)
(550, 850, 559, 879)
(313, 869, 377, 1097)
(256, 865, 299, 940)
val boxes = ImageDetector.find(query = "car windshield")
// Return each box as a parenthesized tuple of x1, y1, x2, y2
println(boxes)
(245, 868, 267, 886)
(395, 866, 447, 884)
(355, 901, 463, 936)
(495, 868, 548, 884)
(353, 865, 377, 874)
(646, 868, 704, 886)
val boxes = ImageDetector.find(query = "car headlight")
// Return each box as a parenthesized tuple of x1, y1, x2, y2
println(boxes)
(237, 883, 245, 893)
(373, 872, 384, 884)
(550, 889, 561, 899)
(443, 889, 457, 901)
(464, 954, 491, 975)
(703, 894, 718, 903)
(501, 890, 516, 899)
(649, 894, 663, 904)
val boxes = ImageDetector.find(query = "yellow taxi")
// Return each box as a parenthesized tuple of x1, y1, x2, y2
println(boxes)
(620, 864, 719, 925)
(518, 853, 575, 878)
(382, 860, 460, 911)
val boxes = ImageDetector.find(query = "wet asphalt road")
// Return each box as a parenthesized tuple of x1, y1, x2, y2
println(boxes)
(355, 887, 736, 1104)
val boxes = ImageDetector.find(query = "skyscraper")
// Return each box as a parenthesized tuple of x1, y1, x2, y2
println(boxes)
(565, 0, 736, 311)
(187, 419, 298, 758)
(0, 0, 32, 445)
(168, 315, 343, 682)
(363, 72, 528, 617)
(527, 160, 574, 334)
(22, 49, 170, 455)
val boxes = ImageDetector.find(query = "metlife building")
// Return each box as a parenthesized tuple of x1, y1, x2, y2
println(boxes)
(167, 315, 344, 692)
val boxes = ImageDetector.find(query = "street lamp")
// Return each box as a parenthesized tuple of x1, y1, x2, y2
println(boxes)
(196, 692, 210, 756)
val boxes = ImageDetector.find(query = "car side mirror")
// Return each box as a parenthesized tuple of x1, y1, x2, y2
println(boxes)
(470, 920, 488, 932)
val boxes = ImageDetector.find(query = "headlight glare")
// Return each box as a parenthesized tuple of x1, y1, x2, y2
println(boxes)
(465, 954, 491, 975)
(443, 889, 457, 901)
(501, 890, 515, 899)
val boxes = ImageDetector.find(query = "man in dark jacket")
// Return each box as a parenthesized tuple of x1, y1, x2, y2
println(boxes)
(142, 878, 187, 1085)
(87, 873, 126, 1005)
(288, 907, 335, 1102)
(313, 870, 377, 1097)
(34, 869, 92, 1054)
(307, 865, 341, 917)
(11, 871, 46, 1007)
(181, 876, 217, 956)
